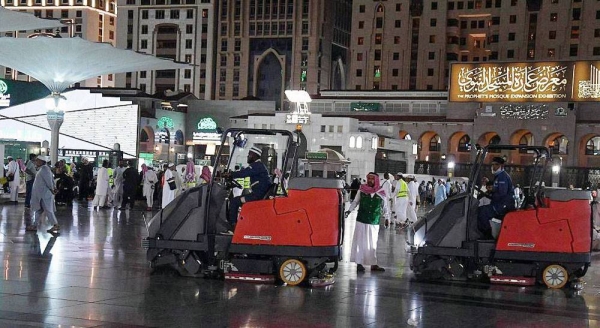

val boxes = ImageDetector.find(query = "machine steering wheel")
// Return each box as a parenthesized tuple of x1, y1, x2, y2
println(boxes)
(227, 177, 243, 189)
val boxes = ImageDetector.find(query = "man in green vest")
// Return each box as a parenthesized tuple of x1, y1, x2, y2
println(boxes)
(345, 172, 389, 273)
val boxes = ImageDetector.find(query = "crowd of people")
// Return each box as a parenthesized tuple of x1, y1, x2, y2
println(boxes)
(1, 155, 213, 233)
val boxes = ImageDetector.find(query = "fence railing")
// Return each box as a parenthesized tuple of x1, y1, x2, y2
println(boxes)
(414, 161, 600, 189)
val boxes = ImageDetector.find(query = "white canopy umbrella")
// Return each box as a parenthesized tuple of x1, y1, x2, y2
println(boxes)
(0, 36, 191, 164)
(0, 6, 64, 33)
(0, 37, 188, 93)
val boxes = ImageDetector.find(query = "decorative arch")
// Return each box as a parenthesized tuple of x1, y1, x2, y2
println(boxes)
(331, 56, 346, 90)
(399, 130, 412, 140)
(175, 130, 184, 145)
(508, 130, 535, 164)
(375, 3, 385, 13)
(448, 131, 471, 163)
(477, 132, 501, 155)
(140, 125, 154, 143)
(253, 48, 285, 109)
(418, 131, 441, 161)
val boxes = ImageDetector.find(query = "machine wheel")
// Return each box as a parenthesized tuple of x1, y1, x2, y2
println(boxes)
(542, 264, 568, 289)
(279, 259, 307, 286)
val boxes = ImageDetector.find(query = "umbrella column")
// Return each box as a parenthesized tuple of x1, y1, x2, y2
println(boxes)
(46, 110, 64, 165)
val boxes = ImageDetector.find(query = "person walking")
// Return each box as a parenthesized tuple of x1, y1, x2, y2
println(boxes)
(143, 166, 158, 211)
(92, 159, 110, 210)
(27, 156, 60, 233)
(112, 161, 125, 208)
(77, 158, 93, 202)
(24, 153, 37, 208)
(380, 173, 394, 228)
(121, 161, 139, 210)
(6, 155, 20, 204)
(174, 165, 184, 197)
(434, 179, 447, 206)
(162, 163, 177, 209)
(345, 172, 388, 273)
(393, 173, 409, 227)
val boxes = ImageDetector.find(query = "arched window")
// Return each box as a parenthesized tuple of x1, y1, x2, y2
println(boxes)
(429, 135, 441, 151)
(376, 4, 384, 12)
(458, 135, 471, 152)
(519, 133, 533, 153)
(356, 136, 363, 149)
(175, 130, 184, 145)
(349, 136, 356, 148)
(140, 129, 149, 142)
(586, 136, 600, 155)
(550, 135, 568, 155)
(404, 134, 412, 140)
(489, 135, 501, 153)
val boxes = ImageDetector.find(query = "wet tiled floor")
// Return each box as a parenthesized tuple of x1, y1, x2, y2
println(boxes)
(1, 197, 600, 327)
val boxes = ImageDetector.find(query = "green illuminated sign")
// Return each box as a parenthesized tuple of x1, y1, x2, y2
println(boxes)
(157, 116, 174, 129)
(351, 102, 380, 112)
(306, 152, 328, 160)
(197, 117, 217, 131)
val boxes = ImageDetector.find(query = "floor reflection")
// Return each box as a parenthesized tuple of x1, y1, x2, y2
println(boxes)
(0, 199, 597, 327)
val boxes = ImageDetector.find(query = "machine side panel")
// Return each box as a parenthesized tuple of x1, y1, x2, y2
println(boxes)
(273, 189, 340, 246)
(233, 199, 313, 246)
(423, 196, 466, 247)
(497, 210, 573, 253)
(541, 198, 591, 253)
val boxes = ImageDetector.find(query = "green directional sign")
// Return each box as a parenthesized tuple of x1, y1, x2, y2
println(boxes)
(306, 152, 328, 160)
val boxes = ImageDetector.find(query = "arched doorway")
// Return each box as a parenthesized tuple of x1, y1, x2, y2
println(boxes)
(331, 56, 346, 90)
(254, 49, 284, 109)
(175, 130, 184, 145)
(140, 126, 155, 153)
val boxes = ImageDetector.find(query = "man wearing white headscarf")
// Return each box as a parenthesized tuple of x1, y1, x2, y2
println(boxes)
(143, 166, 158, 211)
(27, 156, 60, 233)
(6, 155, 20, 204)
(162, 163, 177, 208)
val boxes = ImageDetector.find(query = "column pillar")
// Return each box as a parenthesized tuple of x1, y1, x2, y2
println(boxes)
(46, 110, 64, 165)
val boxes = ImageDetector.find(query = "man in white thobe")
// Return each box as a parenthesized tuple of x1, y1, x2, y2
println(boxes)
(174, 166, 184, 198)
(143, 167, 158, 211)
(27, 156, 59, 233)
(345, 172, 389, 273)
(406, 175, 419, 224)
(393, 173, 409, 226)
(162, 163, 176, 209)
(92, 160, 110, 210)
(112, 161, 125, 208)
(7, 156, 20, 204)
(380, 173, 394, 228)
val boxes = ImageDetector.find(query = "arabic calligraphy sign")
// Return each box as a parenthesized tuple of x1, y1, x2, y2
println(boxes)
(450, 61, 600, 102)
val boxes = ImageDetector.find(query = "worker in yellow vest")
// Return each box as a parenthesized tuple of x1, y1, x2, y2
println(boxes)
(393, 173, 409, 227)
(232, 165, 250, 197)
(106, 166, 115, 206)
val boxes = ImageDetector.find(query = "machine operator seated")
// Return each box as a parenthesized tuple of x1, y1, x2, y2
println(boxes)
(477, 156, 516, 239)
(222, 145, 271, 234)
